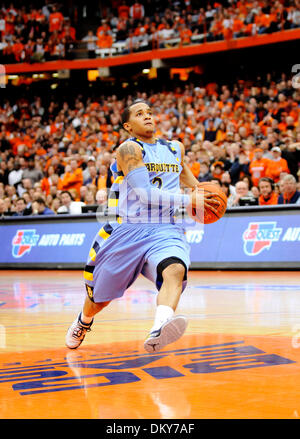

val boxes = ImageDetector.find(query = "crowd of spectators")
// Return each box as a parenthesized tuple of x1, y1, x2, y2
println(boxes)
(1, 0, 300, 63)
(0, 70, 300, 218)
(93, 0, 300, 55)
(0, 2, 76, 63)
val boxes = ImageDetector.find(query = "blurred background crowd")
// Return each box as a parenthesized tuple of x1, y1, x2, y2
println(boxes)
(0, 65, 300, 217)
(1, 0, 300, 63)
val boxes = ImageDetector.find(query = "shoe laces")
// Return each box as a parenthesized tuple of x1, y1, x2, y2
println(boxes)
(72, 323, 91, 339)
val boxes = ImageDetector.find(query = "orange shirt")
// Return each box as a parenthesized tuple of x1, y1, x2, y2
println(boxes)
(244, 23, 253, 35)
(118, 5, 130, 18)
(97, 34, 113, 48)
(180, 28, 192, 44)
(97, 175, 107, 190)
(259, 192, 278, 205)
(255, 13, 269, 27)
(212, 19, 223, 36)
(60, 26, 76, 40)
(223, 26, 233, 40)
(216, 130, 227, 142)
(278, 121, 287, 132)
(96, 25, 111, 38)
(189, 162, 201, 178)
(49, 12, 64, 32)
(233, 18, 244, 32)
(41, 176, 63, 195)
(265, 158, 289, 183)
(12, 42, 24, 61)
(61, 168, 83, 195)
(249, 158, 270, 186)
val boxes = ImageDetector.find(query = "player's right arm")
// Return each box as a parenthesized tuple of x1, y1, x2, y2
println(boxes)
(116, 140, 191, 208)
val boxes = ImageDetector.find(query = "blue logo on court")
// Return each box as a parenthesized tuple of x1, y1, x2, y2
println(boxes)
(0, 341, 295, 396)
(243, 222, 282, 256)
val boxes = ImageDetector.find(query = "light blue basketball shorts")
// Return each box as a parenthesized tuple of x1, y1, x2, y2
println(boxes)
(84, 222, 191, 303)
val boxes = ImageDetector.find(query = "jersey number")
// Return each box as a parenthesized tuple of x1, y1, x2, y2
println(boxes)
(152, 177, 163, 189)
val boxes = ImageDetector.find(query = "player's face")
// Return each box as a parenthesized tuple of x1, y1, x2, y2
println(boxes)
(124, 103, 155, 137)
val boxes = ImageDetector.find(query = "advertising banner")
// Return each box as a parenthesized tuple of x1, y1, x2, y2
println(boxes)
(185, 212, 300, 267)
(0, 219, 101, 266)
(0, 208, 299, 269)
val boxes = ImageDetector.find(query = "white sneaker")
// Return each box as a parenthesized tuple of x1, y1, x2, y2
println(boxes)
(144, 315, 188, 353)
(65, 313, 93, 349)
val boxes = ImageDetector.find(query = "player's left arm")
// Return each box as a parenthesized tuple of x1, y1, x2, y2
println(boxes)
(176, 141, 201, 189)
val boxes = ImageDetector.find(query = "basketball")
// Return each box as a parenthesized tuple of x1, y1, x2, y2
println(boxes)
(187, 182, 228, 224)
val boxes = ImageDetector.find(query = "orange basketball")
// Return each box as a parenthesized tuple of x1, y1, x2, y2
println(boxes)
(187, 182, 227, 224)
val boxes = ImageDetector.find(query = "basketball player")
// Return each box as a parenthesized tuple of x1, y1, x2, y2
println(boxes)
(66, 100, 220, 352)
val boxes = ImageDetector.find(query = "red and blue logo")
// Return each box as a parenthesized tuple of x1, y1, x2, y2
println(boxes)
(12, 230, 39, 258)
(243, 222, 282, 256)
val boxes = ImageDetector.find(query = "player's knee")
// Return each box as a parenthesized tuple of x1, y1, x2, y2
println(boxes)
(87, 296, 110, 312)
(94, 300, 110, 311)
(162, 263, 185, 284)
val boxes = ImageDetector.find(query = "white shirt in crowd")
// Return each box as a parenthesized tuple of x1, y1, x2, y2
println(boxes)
(57, 201, 85, 214)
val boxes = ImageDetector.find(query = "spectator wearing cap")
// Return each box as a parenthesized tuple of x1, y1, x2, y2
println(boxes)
(210, 161, 224, 181)
(258, 177, 278, 205)
(265, 146, 290, 183)
(278, 174, 300, 204)
(249, 148, 270, 187)
(83, 156, 96, 184)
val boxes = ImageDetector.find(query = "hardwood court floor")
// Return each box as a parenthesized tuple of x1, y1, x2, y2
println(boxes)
(0, 270, 300, 419)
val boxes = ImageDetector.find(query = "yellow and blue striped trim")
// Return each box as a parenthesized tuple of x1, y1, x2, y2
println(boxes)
(83, 264, 95, 281)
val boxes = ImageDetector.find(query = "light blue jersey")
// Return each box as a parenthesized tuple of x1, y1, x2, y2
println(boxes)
(83, 136, 190, 303)
(109, 137, 183, 223)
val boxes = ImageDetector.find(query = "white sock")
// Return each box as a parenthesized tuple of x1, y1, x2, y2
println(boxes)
(80, 311, 93, 325)
(150, 305, 174, 332)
